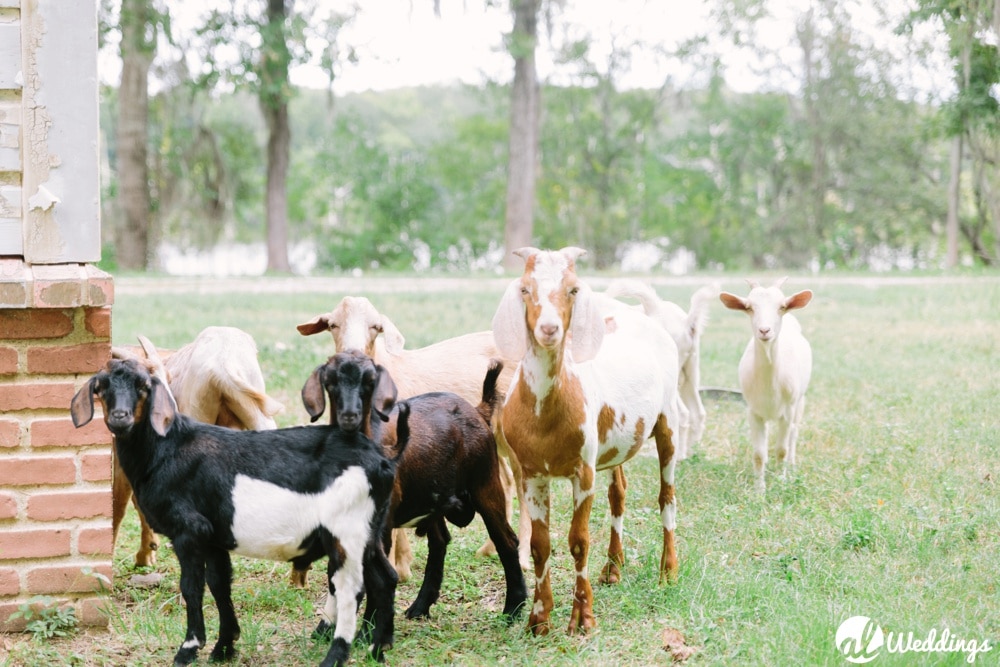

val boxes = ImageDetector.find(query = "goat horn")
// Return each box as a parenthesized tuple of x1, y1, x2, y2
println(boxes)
(137, 335, 169, 384)
(512, 247, 541, 261)
(745, 278, 761, 289)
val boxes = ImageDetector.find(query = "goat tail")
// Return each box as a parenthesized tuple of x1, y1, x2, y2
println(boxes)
(391, 401, 411, 463)
(478, 359, 504, 423)
(604, 278, 661, 313)
(686, 284, 720, 339)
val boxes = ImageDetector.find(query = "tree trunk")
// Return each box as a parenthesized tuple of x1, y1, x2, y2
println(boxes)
(946, 134, 963, 268)
(116, 0, 154, 270)
(503, 0, 541, 271)
(260, 0, 292, 273)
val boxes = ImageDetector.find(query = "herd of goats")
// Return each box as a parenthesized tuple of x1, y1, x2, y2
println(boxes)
(70, 247, 813, 667)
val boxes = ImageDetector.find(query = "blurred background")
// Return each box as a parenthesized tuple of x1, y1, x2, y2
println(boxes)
(96, 0, 999, 276)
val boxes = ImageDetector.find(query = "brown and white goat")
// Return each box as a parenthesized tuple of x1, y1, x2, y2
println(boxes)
(297, 296, 531, 577)
(110, 327, 283, 569)
(491, 247, 681, 636)
(302, 350, 527, 621)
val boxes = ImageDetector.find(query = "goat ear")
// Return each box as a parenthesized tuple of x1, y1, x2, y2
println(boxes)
(783, 289, 813, 311)
(296, 315, 331, 336)
(560, 246, 588, 265)
(719, 292, 749, 311)
(301, 367, 327, 423)
(568, 284, 604, 363)
(70, 376, 98, 428)
(149, 378, 177, 437)
(372, 365, 398, 420)
(380, 315, 405, 354)
(512, 247, 541, 261)
(492, 279, 529, 361)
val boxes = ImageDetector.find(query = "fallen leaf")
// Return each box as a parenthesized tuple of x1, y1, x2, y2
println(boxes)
(662, 627, 698, 662)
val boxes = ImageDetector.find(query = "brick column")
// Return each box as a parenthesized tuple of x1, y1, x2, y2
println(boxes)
(0, 260, 115, 630)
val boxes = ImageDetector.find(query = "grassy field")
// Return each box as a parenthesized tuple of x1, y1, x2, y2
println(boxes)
(4, 272, 998, 666)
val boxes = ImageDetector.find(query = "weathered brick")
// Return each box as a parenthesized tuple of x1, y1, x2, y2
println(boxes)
(81, 450, 112, 482)
(78, 527, 113, 556)
(0, 528, 71, 559)
(0, 346, 17, 375)
(0, 492, 17, 519)
(0, 309, 74, 339)
(0, 382, 75, 411)
(84, 266, 114, 307)
(30, 418, 110, 448)
(0, 260, 30, 308)
(84, 307, 111, 337)
(25, 564, 113, 594)
(31, 265, 85, 308)
(0, 601, 28, 631)
(0, 456, 76, 485)
(27, 342, 110, 374)
(0, 567, 19, 596)
(27, 491, 111, 521)
(0, 418, 19, 447)
(76, 595, 111, 627)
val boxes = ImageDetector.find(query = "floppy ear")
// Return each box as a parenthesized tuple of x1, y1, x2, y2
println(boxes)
(149, 378, 177, 437)
(372, 365, 398, 422)
(296, 314, 332, 336)
(301, 366, 327, 423)
(568, 284, 604, 363)
(783, 289, 813, 311)
(71, 376, 98, 428)
(492, 279, 529, 361)
(719, 292, 749, 311)
(380, 315, 405, 354)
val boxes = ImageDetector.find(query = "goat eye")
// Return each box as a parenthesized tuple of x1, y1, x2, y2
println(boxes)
(372, 324, 383, 333)
(569, 286, 580, 297)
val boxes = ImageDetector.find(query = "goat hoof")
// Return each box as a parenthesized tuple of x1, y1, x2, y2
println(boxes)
(598, 562, 621, 585)
(208, 643, 237, 663)
(404, 604, 430, 620)
(312, 620, 335, 642)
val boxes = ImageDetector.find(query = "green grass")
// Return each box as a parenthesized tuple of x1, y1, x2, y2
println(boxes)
(4, 273, 998, 666)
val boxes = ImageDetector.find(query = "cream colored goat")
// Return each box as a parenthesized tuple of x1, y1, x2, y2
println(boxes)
(110, 327, 283, 568)
(720, 278, 813, 493)
(297, 296, 531, 578)
(493, 247, 681, 636)
(605, 280, 717, 460)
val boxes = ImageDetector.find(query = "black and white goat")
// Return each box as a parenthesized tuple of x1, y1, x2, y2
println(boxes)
(71, 358, 409, 667)
(302, 350, 528, 621)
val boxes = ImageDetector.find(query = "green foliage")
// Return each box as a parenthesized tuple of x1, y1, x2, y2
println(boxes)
(10, 596, 79, 640)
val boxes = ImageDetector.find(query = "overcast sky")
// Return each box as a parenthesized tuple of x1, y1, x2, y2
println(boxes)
(99, 0, 955, 101)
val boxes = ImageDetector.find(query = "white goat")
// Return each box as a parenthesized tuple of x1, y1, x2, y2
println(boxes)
(605, 280, 717, 460)
(297, 296, 531, 577)
(492, 247, 680, 636)
(720, 278, 813, 493)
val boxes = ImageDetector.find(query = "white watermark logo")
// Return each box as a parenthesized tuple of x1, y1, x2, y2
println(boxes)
(835, 616, 994, 664)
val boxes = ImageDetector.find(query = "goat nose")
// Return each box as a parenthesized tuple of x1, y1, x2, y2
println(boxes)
(758, 327, 771, 336)
(540, 324, 558, 337)
(110, 409, 130, 420)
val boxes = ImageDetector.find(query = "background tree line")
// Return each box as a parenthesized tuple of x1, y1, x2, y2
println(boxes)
(99, 0, 1000, 273)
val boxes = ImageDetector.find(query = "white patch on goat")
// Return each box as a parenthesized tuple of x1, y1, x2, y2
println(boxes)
(524, 479, 550, 522)
(230, 467, 375, 562)
(182, 638, 201, 650)
(662, 501, 677, 532)
(609, 514, 624, 536)
(319, 592, 337, 625)
(398, 513, 432, 529)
